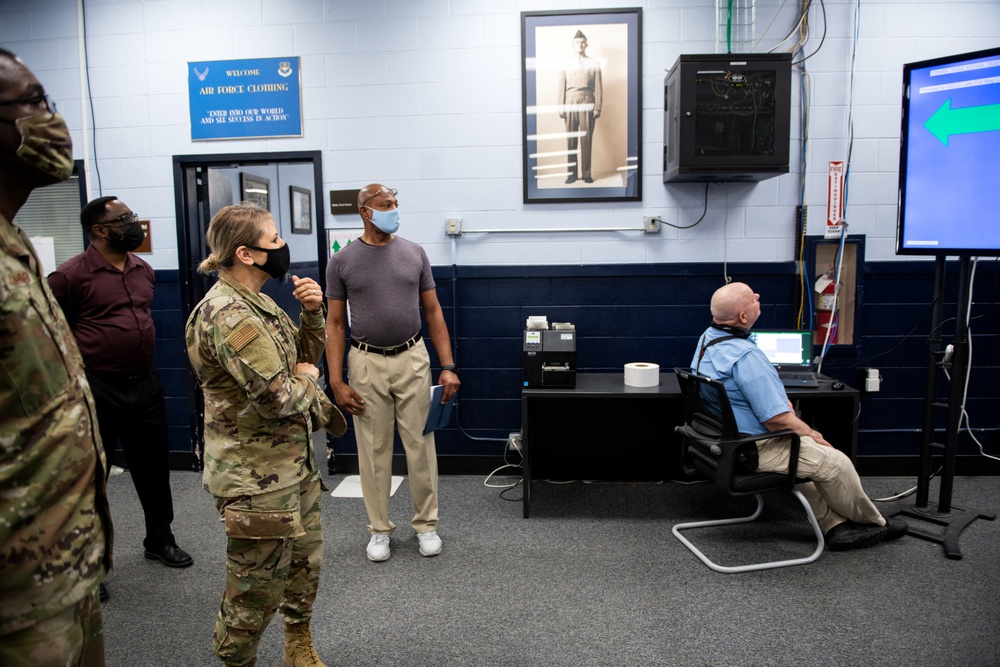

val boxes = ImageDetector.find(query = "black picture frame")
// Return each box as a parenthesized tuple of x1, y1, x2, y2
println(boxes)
(240, 172, 270, 211)
(290, 185, 312, 234)
(521, 8, 642, 204)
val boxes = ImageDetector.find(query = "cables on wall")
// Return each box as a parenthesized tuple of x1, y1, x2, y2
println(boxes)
(763, 0, 810, 54)
(940, 259, 1000, 463)
(812, 0, 855, 371)
(79, 0, 102, 196)
(721, 183, 731, 284)
(842, 0, 861, 213)
(794, 59, 812, 330)
(791, 0, 827, 66)
(653, 182, 712, 230)
(789, 0, 818, 330)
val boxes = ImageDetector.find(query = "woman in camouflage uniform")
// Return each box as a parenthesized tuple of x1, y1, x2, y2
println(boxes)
(185, 202, 345, 667)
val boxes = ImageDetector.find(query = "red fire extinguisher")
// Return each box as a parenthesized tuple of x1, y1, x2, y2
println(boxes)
(814, 265, 838, 345)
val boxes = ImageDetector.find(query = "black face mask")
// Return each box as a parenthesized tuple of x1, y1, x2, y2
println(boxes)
(246, 242, 290, 279)
(107, 220, 145, 252)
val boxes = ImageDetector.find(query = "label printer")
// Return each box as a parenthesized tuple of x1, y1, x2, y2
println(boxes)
(522, 316, 576, 388)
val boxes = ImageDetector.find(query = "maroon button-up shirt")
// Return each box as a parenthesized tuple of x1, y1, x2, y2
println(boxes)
(47, 243, 155, 375)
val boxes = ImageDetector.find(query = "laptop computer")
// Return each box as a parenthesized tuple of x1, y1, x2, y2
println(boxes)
(749, 329, 819, 388)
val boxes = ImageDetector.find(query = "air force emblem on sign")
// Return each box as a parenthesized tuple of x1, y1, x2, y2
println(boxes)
(277, 61, 293, 78)
(194, 66, 209, 81)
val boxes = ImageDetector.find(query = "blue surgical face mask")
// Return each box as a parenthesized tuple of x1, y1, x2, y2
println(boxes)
(365, 206, 400, 234)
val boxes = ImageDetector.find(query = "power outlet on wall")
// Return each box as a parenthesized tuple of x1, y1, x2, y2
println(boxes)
(864, 368, 881, 392)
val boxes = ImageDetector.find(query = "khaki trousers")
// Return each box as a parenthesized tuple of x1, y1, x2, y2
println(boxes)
(349, 339, 439, 534)
(564, 89, 596, 179)
(756, 434, 885, 534)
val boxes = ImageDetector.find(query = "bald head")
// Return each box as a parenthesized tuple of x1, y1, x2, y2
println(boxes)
(710, 282, 760, 328)
(0, 48, 20, 83)
(0, 50, 39, 112)
(358, 183, 395, 209)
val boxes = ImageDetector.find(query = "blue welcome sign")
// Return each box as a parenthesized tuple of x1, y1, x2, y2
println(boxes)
(188, 56, 302, 140)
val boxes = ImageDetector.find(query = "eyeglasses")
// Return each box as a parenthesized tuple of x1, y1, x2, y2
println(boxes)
(361, 187, 398, 208)
(0, 93, 57, 114)
(99, 212, 139, 226)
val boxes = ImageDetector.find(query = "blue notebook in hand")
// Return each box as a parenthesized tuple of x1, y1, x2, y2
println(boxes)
(423, 385, 457, 435)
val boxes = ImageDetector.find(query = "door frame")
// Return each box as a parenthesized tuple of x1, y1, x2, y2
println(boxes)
(171, 150, 325, 467)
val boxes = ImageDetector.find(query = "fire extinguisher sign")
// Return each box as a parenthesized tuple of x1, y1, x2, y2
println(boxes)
(826, 161, 845, 239)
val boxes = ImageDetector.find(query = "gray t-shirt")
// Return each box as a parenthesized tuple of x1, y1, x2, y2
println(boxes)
(325, 236, 435, 347)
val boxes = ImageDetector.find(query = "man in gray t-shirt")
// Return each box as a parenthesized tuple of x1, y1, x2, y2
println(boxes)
(325, 183, 460, 562)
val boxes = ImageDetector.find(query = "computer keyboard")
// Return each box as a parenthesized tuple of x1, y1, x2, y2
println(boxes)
(778, 372, 819, 388)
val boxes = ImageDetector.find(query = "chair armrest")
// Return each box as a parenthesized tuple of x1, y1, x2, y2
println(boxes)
(713, 435, 761, 484)
(676, 423, 803, 489)
(675, 424, 722, 456)
(721, 429, 802, 484)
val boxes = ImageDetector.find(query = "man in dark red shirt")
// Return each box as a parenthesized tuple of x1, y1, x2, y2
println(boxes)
(48, 196, 192, 600)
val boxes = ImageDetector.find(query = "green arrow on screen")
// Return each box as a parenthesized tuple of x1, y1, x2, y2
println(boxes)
(924, 98, 1000, 146)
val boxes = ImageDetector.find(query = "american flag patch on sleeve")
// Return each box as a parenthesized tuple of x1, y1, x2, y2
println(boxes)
(227, 322, 260, 351)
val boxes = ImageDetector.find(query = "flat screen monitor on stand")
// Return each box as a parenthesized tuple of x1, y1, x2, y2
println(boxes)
(888, 47, 999, 558)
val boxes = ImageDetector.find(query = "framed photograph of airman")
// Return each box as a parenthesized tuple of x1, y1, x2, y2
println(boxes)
(521, 8, 642, 204)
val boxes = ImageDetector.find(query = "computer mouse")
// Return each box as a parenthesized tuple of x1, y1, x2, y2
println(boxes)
(831, 381, 844, 390)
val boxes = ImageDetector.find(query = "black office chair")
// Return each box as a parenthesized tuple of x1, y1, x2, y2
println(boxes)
(672, 367, 824, 573)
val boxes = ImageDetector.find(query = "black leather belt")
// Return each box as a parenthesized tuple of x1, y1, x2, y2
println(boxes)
(351, 332, 421, 356)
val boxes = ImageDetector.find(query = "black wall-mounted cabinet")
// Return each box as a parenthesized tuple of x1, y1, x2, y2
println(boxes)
(663, 53, 792, 182)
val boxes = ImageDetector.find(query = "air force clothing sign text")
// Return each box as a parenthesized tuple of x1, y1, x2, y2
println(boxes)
(188, 57, 302, 140)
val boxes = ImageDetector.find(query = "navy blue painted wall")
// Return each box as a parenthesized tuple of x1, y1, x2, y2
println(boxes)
(154, 259, 1000, 475)
(149, 270, 191, 465)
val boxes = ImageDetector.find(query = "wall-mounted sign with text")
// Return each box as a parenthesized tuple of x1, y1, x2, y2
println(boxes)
(135, 220, 152, 253)
(188, 56, 302, 140)
(329, 189, 360, 215)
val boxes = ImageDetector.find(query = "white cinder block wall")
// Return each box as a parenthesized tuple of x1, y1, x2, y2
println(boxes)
(1, 0, 997, 269)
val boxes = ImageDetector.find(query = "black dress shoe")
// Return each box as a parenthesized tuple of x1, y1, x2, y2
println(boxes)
(583, 177, 594, 183)
(99, 582, 109, 602)
(565, 175, 577, 184)
(144, 543, 194, 568)
(883, 517, 908, 541)
(825, 521, 887, 552)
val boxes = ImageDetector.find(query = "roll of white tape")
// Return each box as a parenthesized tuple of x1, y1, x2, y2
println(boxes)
(624, 362, 660, 387)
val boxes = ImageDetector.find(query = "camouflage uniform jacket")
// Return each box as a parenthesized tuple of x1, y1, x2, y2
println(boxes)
(0, 214, 112, 635)
(185, 271, 326, 498)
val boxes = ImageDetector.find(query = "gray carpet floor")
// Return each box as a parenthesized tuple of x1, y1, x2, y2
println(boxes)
(101, 461, 1000, 667)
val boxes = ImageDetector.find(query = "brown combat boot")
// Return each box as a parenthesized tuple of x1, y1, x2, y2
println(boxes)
(283, 621, 327, 667)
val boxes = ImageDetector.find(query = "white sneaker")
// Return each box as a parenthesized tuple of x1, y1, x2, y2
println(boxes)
(366, 534, 390, 562)
(417, 531, 442, 557)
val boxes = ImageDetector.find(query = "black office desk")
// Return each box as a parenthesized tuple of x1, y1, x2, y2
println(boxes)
(520, 373, 859, 517)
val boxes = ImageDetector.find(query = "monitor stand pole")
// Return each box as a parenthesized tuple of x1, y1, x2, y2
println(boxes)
(881, 256, 995, 559)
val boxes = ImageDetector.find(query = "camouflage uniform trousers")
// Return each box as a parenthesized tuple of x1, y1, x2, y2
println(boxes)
(0, 588, 104, 666)
(212, 470, 324, 666)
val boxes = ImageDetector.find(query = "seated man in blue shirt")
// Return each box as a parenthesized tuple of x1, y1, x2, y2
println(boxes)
(690, 282, 907, 551)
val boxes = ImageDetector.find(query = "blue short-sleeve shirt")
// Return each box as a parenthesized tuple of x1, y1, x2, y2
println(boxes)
(690, 327, 790, 435)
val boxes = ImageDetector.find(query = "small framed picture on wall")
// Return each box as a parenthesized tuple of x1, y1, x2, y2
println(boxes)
(290, 186, 312, 234)
(240, 173, 270, 211)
